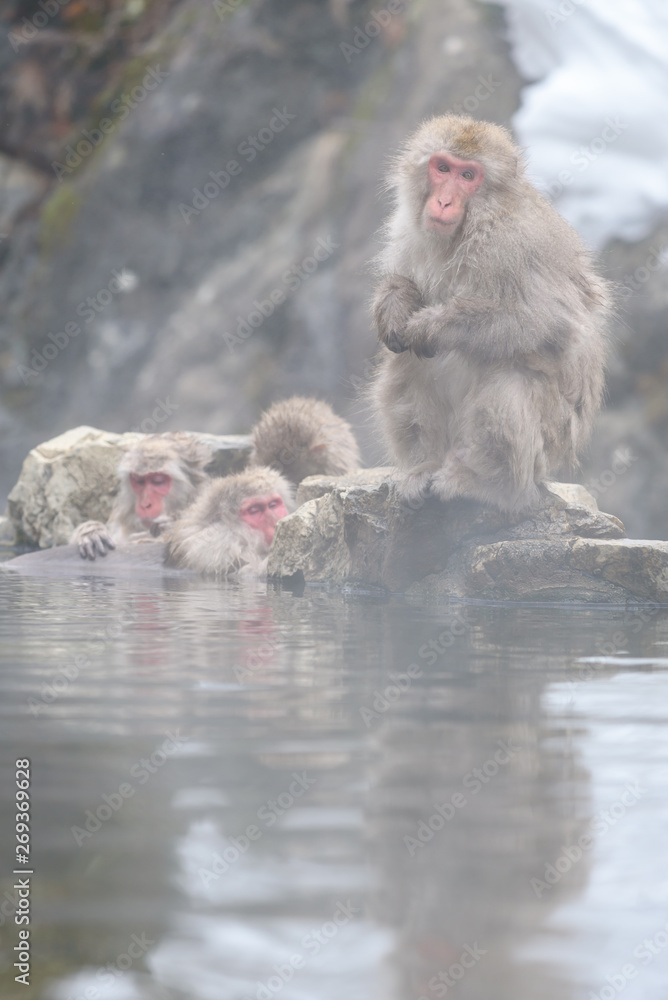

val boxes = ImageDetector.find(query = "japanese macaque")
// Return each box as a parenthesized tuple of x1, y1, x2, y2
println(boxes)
(164, 468, 295, 579)
(370, 115, 611, 513)
(71, 433, 211, 559)
(250, 396, 361, 485)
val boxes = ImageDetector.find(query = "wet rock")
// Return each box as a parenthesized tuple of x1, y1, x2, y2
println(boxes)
(0, 540, 187, 578)
(411, 537, 668, 604)
(7, 425, 251, 548)
(0, 515, 15, 547)
(569, 538, 668, 602)
(268, 470, 667, 603)
(296, 467, 395, 504)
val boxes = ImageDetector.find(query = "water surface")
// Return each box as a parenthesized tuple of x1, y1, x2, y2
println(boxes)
(1, 570, 668, 1000)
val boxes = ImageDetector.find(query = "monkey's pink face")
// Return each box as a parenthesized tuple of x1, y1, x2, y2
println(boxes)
(129, 472, 172, 522)
(424, 153, 484, 232)
(239, 494, 288, 546)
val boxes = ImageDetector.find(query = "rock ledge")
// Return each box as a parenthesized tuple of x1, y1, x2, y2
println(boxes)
(269, 471, 667, 603)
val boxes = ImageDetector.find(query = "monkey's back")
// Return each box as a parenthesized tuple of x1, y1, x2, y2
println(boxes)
(250, 396, 361, 484)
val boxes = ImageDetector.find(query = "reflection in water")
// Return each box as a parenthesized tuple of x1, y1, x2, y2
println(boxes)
(1, 571, 668, 999)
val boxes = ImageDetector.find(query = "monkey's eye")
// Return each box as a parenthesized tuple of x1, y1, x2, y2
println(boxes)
(461, 170, 474, 180)
(437, 163, 450, 172)
(246, 504, 263, 515)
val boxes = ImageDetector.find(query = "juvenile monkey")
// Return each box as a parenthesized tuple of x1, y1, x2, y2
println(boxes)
(250, 396, 361, 485)
(71, 433, 211, 559)
(164, 468, 295, 579)
(371, 115, 611, 513)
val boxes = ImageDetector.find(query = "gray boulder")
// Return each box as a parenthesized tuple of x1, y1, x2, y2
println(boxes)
(268, 472, 667, 603)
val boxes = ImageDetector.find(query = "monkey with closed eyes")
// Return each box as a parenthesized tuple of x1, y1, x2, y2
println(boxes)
(71, 433, 212, 559)
(164, 467, 295, 579)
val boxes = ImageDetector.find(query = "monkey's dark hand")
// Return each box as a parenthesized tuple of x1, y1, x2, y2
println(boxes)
(382, 329, 410, 354)
(373, 274, 423, 354)
(402, 306, 450, 358)
(149, 515, 170, 537)
(71, 520, 116, 560)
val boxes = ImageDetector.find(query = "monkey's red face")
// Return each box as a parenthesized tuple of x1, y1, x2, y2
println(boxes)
(129, 472, 172, 522)
(424, 153, 484, 232)
(239, 494, 288, 546)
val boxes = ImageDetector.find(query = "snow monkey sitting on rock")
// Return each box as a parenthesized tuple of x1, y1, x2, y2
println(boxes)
(250, 396, 361, 485)
(164, 467, 295, 579)
(71, 433, 212, 559)
(370, 115, 612, 513)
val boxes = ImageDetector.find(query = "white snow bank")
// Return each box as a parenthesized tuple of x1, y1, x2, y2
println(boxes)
(491, 0, 668, 248)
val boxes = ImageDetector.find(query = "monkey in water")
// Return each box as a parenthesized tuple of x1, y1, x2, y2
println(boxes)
(70, 398, 358, 561)
(250, 396, 361, 485)
(165, 398, 357, 578)
(370, 115, 611, 513)
(71, 433, 211, 559)
(164, 467, 295, 579)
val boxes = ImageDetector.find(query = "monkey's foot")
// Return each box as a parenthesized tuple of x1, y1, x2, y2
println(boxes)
(428, 450, 480, 503)
(429, 466, 465, 503)
(397, 463, 440, 509)
(430, 462, 541, 513)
